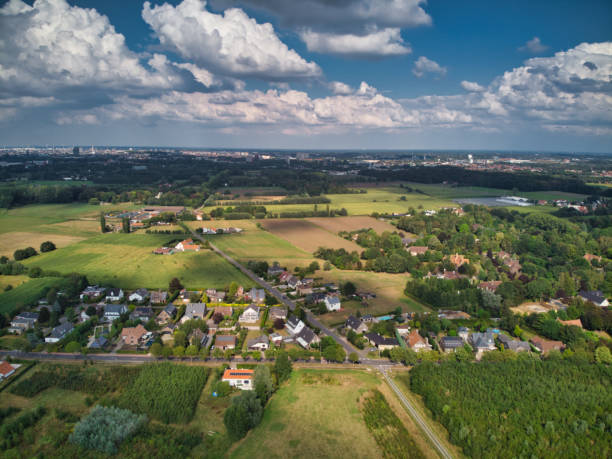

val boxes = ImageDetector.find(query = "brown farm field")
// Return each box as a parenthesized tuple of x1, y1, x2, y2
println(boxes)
(261, 219, 361, 253)
(0, 232, 85, 257)
(305, 216, 398, 234)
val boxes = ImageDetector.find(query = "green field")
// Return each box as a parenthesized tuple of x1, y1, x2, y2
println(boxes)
(231, 369, 427, 459)
(22, 233, 254, 290)
(0, 277, 67, 315)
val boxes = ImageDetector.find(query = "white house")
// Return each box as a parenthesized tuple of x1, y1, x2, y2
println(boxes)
(324, 295, 341, 311)
(247, 335, 269, 351)
(104, 304, 127, 322)
(9, 312, 38, 334)
(182, 303, 207, 323)
(222, 369, 253, 390)
(105, 288, 124, 302)
(286, 316, 305, 335)
(128, 289, 149, 303)
(296, 326, 320, 349)
(239, 305, 260, 323)
(45, 322, 74, 343)
(247, 288, 265, 304)
(0, 361, 18, 380)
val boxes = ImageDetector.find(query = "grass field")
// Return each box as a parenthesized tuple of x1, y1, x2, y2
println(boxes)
(231, 369, 429, 459)
(0, 276, 67, 315)
(317, 269, 428, 325)
(261, 219, 361, 253)
(0, 232, 85, 257)
(22, 233, 254, 290)
(0, 274, 30, 290)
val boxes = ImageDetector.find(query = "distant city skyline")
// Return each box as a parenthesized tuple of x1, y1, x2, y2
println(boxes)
(0, 0, 611, 152)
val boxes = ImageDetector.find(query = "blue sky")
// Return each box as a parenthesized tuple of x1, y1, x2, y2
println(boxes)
(0, 0, 611, 151)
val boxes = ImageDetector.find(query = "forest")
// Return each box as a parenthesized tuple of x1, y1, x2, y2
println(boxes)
(407, 359, 612, 458)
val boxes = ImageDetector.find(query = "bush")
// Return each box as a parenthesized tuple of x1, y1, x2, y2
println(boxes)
(223, 391, 263, 440)
(0, 406, 46, 450)
(70, 405, 147, 454)
(40, 241, 56, 253)
(13, 247, 37, 261)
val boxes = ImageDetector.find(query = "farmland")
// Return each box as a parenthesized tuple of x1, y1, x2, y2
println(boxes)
(0, 231, 85, 257)
(0, 277, 67, 315)
(230, 369, 430, 459)
(21, 233, 255, 290)
(261, 219, 361, 253)
(305, 216, 398, 234)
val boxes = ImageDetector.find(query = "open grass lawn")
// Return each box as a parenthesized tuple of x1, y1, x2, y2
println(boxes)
(0, 274, 29, 290)
(262, 219, 361, 253)
(0, 231, 85, 257)
(305, 216, 398, 234)
(0, 276, 67, 315)
(231, 369, 428, 459)
(316, 269, 428, 325)
(22, 233, 254, 290)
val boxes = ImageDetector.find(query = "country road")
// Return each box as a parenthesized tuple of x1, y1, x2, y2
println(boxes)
(380, 366, 454, 459)
(189, 229, 363, 358)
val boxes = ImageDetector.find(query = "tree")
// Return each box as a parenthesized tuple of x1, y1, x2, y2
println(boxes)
(173, 330, 186, 348)
(212, 312, 224, 324)
(274, 350, 292, 382)
(150, 342, 163, 357)
(228, 281, 239, 298)
(40, 241, 56, 253)
(161, 346, 173, 359)
(100, 212, 107, 233)
(173, 346, 185, 358)
(169, 277, 184, 294)
(38, 306, 50, 323)
(254, 365, 273, 404)
(340, 281, 356, 297)
(122, 217, 130, 233)
(273, 318, 285, 330)
(212, 348, 223, 359)
(223, 391, 263, 440)
(65, 341, 82, 353)
(185, 344, 198, 360)
(595, 346, 612, 364)
(348, 352, 359, 363)
(322, 344, 346, 362)
(323, 261, 332, 271)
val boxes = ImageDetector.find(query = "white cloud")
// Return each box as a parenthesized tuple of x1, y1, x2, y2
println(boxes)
(142, 0, 321, 80)
(412, 56, 447, 78)
(461, 81, 485, 92)
(328, 81, 354, 95)
(300, 28, 411, 57)
(519, 36, 548, 54)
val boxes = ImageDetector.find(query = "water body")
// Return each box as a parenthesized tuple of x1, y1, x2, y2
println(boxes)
(453, 197, 532, 207)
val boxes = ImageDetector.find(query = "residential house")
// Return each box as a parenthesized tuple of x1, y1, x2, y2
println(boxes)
(239, 305, 260, 323)
(247, 288, 265, 304)
(104, 304, 127, 322)
(345, 316, 368, 334)
(324, 295, 341, 311)
(530, 337, 565, 354)
(478, 281, 502, 292)
(121, 324, 148, 346)
(407, 246, 428, 256)
(150, 290, 168, 305)
(306, 292, 326, 304)
(457, 326, 470, 342)
(9, 312, 39, 334)
(128, 288, 150, 303)
(45, 322, 74, 343)
(215, 335, 236, 350)
(297, 284, 313, 296)
(402, 236, 418, 246)
(579, 290, 609, 307)
(175, 239, 200, 252)
(159, 323, 177, 344)
(182, 303, 208, 322)
(267, 265, 285, 277)
(365, 332, 398, 350)
(278, 271, 292, 284)
(396, 325, 410, 336)
(448, 253, 469, 266)
(157, 304, 177, 324)
(269, 306, 288, 321)
(188, 329, 209, 347)
(214, 306, 233, 318)
(287, 276, 301, 290)
(470, 332, 496, 352)
(179, 290, 200, 303)
(222, 369, 253, 390)
(88, 336, 108, 350)
(247, 335, 269, 351)
(105, 288, 124, 302)
(286, 316, 305, 335)
(153, 247, 173, 255)
(497, 334, 530, 352)
(406, 329, 432, 352)
(130, 307, 154, 322)
(206, 289, 226, 303)
(269, 333, 283, 346)
(439, 336, 464, 353)
(80, 285, 106, 301)
(296, 327, 320, 349)
(0, 361, 18, 380)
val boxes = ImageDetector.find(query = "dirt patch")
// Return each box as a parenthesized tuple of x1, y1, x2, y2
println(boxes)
(511, 302, 554, 315)
(261, 219, 361, 253)
(306, 216, 399, 234)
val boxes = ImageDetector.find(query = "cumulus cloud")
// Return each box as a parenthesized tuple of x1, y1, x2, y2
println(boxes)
(412, 56, 447, 78)
(328, 81, 354, 95)
(300, 28, 411, 58)
(519, 36, 548, 54)
(461, 81, 486, 92)
(142, 0, 321, 80)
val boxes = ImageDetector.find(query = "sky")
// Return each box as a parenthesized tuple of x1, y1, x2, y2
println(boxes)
(0, 0, 611, 152)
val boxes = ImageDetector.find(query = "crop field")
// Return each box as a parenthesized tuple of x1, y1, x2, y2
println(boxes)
(231, 369, 429, 459)
(317, 269, 428, 325)
(305, 216, 398, 234)
(0, 231, 85, 257)
(261, 219, 361, 253)
(22, 233, 254, 290)
(0, 277, 67, 315)
(0, 274, 29, 290)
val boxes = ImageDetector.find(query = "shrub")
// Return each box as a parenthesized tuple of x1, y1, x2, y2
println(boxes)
(40, 241, 56, 253)
(223, 391, 263, 440)
(70, 405, 146, 454)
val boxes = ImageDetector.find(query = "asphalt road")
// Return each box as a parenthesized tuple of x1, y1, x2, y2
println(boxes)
(190, 230, 362, 358)
(380, 366, 454, 459)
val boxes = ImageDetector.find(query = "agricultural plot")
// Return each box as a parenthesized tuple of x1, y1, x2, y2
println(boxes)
(0, 277, 67, 315)
(231, 369, 428, 459)
(305, 216, 398, 234)
(0, 274, 29, 291)
(261, 219, 361, 253)
(22, 233, 254, 290)
(0, 232, 85, 257)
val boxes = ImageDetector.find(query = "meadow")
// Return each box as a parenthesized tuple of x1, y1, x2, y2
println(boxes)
(22, 233, 255, 290)
(0, 277, 67, 315)
(230, 369, 429, 459)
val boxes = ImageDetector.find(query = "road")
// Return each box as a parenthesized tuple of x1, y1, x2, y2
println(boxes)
(190, 230, 362, 358)
(379, 366, 454, 459)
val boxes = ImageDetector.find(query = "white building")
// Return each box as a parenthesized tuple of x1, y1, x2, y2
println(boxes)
(222, 369, 253, 390)
(324, 295, 341, 311)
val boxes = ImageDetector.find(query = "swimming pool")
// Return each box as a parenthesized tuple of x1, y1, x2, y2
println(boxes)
(377, 315, 393, 321)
